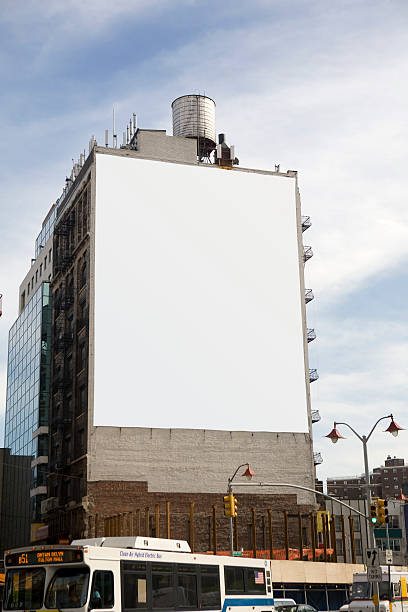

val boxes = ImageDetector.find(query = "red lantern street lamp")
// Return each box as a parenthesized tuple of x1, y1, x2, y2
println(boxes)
(325, 423, 346, 444)
(241, 466, 256, 480)
(385, 416, 404, 438)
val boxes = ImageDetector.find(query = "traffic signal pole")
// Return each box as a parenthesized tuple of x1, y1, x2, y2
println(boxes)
(227, 482, 233, 556)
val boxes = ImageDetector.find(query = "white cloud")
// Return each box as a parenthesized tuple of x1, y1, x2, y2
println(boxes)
(311, 318, 408, 480)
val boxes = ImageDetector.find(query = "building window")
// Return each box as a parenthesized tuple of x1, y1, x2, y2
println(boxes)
(355, 539, 362, 555)
(36, 270, 38, 282)
(44, 255, 47, 270)
(20, 291, 25, 310)
(49, 248, 52, 262)
(40, 263, 43, 277)
(27, 283, 30, 296)
(31, 276, 34, 288)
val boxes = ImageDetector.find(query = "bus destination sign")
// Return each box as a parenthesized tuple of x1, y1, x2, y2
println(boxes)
(5, 549, 83, 566)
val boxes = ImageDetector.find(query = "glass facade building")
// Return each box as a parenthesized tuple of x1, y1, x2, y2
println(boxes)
(4, 282, 52, 525)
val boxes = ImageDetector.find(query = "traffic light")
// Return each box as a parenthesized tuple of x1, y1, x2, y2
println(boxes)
(384, 499, 389, 523)
(377, 498, 386, 524)
(377, 499, 389, 524)
(223, 492, 238, 517)
(231, 495, 237, 517)
(370, 501, 378, 524)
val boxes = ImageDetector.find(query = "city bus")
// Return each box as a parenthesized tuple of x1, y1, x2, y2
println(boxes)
(349, 567, 408, 612)
(3, 536, 274, 612)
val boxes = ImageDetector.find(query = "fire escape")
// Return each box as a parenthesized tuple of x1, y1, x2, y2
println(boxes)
(302, 215, 322, 468)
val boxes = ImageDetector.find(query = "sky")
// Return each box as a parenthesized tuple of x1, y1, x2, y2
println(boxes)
(0, 0, 407, 485)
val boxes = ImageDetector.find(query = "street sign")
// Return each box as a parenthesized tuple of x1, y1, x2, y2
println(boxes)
(367, 567, 383, 583)
(385, 549, 393, 565)
(366, 548, 380, 566)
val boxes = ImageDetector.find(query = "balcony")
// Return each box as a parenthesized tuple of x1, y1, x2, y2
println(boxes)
(311, 410, 321, 424)
(313, 451, 323, 466)
(303, 246, 313, 263)
(307, 328, 316, 342)
(305, 289, 314, 303)
(309, 368, 319, 383)
(302, 216, 312, 232)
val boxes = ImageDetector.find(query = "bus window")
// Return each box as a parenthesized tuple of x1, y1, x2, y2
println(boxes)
(122, 563, 147, 609)
(4, 568, 45, 610)
(45, 568, 90, 609)
(90, 571, 114, 609)
(200, 566, 220, 609)
(177, 564, 197, 608)
(225, 567, 265, 596)
(394, 582, 401, 598)
(152, 563, 175, 609)
(246, 569, 265, 594)
(225, 567, 245, 594)
(352, 583, 370, 599)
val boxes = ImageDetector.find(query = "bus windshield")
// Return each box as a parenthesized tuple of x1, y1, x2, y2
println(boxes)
(4, 568, 45, 610)
(45, 567, 90, 609)
(352, 582, 371, 598)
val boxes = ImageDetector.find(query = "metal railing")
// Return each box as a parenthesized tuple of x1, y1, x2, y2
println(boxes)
(307, 328, 316, 342)
(311, 410, 321, 423)
(305, 289, 314, 303)
(301, 216, 312, 232)
(303, 246, 313, 262)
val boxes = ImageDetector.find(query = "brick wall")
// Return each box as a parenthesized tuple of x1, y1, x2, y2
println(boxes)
(86, 480, 315, 554)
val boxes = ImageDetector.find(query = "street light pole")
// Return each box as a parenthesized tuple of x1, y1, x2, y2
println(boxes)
(326, 414, 404, 612)
(327, 415, 403, 547)
(227, 463, 255, 555)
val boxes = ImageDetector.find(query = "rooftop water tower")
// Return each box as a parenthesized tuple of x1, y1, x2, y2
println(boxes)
(171, 94, 216, 161)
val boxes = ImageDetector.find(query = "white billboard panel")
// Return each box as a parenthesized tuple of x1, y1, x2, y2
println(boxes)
(94, 153, 308, 432)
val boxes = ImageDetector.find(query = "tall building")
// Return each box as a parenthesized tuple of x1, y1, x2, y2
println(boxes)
(0, 449, 32, 553)
(327, 455, 408, 500)
(4, 95, 319, 547)
(3, 277, 53, 544)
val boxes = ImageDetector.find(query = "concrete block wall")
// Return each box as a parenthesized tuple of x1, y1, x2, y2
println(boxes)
(88, 426, 315, 504)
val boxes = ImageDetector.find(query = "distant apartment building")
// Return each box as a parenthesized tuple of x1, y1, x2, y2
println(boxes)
(327, 455, 408, 500)
(324, 497, 408, 566)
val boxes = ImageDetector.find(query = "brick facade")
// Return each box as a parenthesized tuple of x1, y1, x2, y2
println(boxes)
(86, 480, 315, 554)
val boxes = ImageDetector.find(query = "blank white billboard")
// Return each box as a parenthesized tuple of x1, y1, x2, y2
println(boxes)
(94, 153, 308, 432)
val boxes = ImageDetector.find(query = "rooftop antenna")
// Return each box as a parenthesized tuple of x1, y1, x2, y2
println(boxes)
(129, 118, 133, 138)
(126, 125, 130, 143)
(122, 132, 126, 146)
(133, 113, 137, 132)
(113, 107, 117, 148)
(105, 130, 109, 147)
